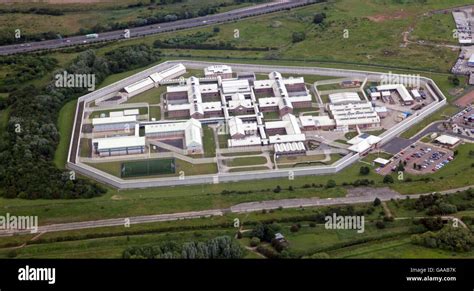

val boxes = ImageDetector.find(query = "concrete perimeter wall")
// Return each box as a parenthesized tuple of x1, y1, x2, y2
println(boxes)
(67, 60, 447, 189)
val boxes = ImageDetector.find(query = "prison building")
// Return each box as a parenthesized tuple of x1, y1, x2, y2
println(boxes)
(92, 115, 137, 132)
(274, 141, 306, 156)
(228, 94, 254, 115)
(329, 92, 361, 104)
(228, 116, 258, 139)
(287, 95, 312, 108)
(347, 133, 381, 155)
(144, 119, 203, 154)
(105, 109, 140, 119)
(202, 102, 223, 118)
(278, 97, 294, 116)
(370, 91, 381, 100)
(228, 136, 262, 147)
(258, 97, 279, 112)
(92, 136, 145, 157)
(374, 106, 389, 118)
(376, 84, 414, 105)
(220, 79, 252, 100)
(265, 114, 306, 144)
(283, 77, 306, 92)
(328, 102, 381, 130)
(166, 85, 188, 101)
(237, 72, 256, 85)
(123, 77, 154, 98)
(204, 65, 233, 79)
(199, 84, 220, 101)
(166, 103, 192, 118)
(299, 115, 336, 131)
(253, 80, 275, 96)
(149, 63, 186, 83)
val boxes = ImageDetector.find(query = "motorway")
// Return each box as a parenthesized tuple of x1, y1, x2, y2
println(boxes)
(0, 185, 472, 237)
(0, 0, 313, 55)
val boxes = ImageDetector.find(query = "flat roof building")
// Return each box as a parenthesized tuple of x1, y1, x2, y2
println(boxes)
(329, 92, 361, 104)
(149, 63, 186, 83)
(92, 136, 145, 157)
(145, 119, 203, 153)
(376, 84, 414, 105)
(435, 135, 460, 147)
(92, 115, 137, 132)
(328, 102, 381, 130)
(204, 65, 233, 79)
(123, 77, 154, 98)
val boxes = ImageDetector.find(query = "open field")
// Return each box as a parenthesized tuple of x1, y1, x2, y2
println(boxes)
(2, 201, 472, 259)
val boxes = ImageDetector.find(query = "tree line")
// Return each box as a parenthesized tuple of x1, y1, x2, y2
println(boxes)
(122, 236, 243, 259)
(0, 44, 160, 199)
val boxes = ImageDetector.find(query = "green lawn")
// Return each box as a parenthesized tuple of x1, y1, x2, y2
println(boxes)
(124, 86, 164, 105)
(53, 99, 77, 169)
(79, 138, 91, 158)
(226, 156, 267, 167)
(202, 126, 216, 158)
(149, 106, 161, 121)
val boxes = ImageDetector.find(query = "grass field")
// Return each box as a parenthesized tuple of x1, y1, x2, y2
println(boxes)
(121, 158, 175, 178)
(226, 156, 267, 167)
(202, 125, 216, 158)
(53, 99, 77, 169)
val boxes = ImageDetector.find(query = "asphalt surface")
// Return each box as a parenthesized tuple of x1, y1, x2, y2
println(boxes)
(382, 122, 443, 154)
(1, 185, 472, 237)
(0, 0, 313, 55)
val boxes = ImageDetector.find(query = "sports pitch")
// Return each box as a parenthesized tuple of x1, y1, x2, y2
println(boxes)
(121, 159, 176, 178)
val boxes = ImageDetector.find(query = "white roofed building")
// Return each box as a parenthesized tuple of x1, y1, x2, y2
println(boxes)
(123, 77, 154, 98)
(266, 114, 306, 144)
(329, 92, 361, 104)
(435, 135, 460, 148)
(92, 136, 145, 157)
(328, 102, 381, 130)
(145, 119, 203, 154)
(376, 84, 414, 105)
(149, 63, 186, 83)
(299, 115, 336, 131)
(92, 115, 137, 132)
(204, 65, 233, 79)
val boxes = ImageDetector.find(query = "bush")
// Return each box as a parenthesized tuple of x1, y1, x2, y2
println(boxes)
(292, 32, 306, 43)
(375, 221, 385, 229)
(313, 12, 327, 24)
(373, 197, 381, 207)
(250, 237, 260, 247)
(326, 179, 336, 188)
(383, 175, 394, 184)
(359, 166, 370, 175)
(411, 226, 474, 252)
(290, 224, 300, 233)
